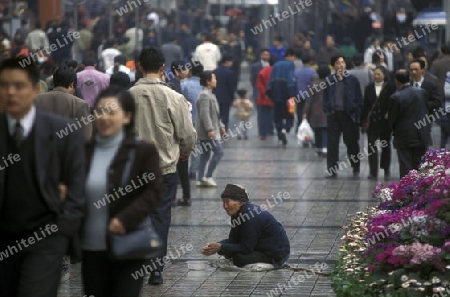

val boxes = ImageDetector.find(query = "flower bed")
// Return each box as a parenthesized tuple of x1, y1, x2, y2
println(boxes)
(331, 149, 450, 297)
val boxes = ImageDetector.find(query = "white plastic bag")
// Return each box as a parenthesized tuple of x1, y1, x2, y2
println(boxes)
(297, 119, 315, 144)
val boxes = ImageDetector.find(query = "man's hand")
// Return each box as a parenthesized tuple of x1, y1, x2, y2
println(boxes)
(180, 152, 190, 161)
(302, 114, 307, 120)
(207, 131, 216, 139)
(201, 242, 221, 256)
(109, 218, 126, 235)
(220, 127, 226, 136)
(58, 183, 67, 202)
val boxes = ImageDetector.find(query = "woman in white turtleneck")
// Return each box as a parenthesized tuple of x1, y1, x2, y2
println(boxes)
(360, 66, 397, 180)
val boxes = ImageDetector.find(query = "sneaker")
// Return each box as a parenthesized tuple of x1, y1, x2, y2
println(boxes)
(177, 198, 192, 206)
(196, 180, 205, 187)
(280, 129, 287, 146)
(202, 177, 217, 187)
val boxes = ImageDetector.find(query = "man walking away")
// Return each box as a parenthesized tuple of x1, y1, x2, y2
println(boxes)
(267, 49, 297, 147)
(213, 55, 235, 130)
(130, 47, 197, 285)
(389, 70, 431, 178)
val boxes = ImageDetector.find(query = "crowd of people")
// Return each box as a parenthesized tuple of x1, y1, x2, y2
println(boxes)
(0, 1, 449, 296)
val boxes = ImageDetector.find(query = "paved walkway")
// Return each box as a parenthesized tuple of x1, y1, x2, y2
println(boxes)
(58, 63, 442, 297)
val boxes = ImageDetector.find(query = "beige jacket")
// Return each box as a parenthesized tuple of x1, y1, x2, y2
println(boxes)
(130, 78, 197, 175)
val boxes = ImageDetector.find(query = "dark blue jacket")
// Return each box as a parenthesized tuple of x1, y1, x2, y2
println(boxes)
(219, 203, 290, 267)
(322, 72, 363, 124)
(267, 60, 297, 103)
(213, 65, 235, 105)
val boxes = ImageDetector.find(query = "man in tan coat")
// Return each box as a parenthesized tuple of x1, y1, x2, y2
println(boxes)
(34, 67, 92, 142)
(130, 47, 197, 285)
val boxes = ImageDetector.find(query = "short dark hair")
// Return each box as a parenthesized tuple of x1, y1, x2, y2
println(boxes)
(285, 48, 296, 58)
(94, 88, 136, 134)
(237, 89, 247, 98)
(199, 71, 213, 87)
(317, 65, 331, 79)
(191, 62, 204, 76)
(260, 48, 270, 54)
(83, 57, 96, 67)
(274, 36, 283, 42)
(171, 60, 186, 75)
(352, 53, 364, 66)
(35, 21, 41, 29)
(53, 67, 77, 89)
(220, 54, 233, 65)
(110, 72, 131, 90)
(330, 54, 345, 66)
(139, 47, 165, 73)
(409, 59, 425, 70)
(64, 60, 78, 69)
(269, 56, 279, 66)
(0, 56, 40, 85)
(301, 53, 312, 64)
(395, 70, 410, 84)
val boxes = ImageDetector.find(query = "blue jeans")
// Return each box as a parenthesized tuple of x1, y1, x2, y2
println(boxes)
(197, 140, 224, 180)
(189, 141, 200, 176)
(258, 106, 274, 137)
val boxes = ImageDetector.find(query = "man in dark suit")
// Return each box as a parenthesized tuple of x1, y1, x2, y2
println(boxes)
(409, 59, 442, 114)
(0, 56, 86, 297)
(213, 55, 236, 130)
(322, 55, 363, 178)
(389, 69, 431, 178)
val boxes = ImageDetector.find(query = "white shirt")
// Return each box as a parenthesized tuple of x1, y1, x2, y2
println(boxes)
(194, 42, 221, 71)
(414, 77, 424, 88)
(101, 48, 121, 71)
(106, 65, 135, 82)
(364, 45, 381, 65)
(261, 60, 270, 68)
(374, 82, 384, 97)
(6, 105, 36, 137)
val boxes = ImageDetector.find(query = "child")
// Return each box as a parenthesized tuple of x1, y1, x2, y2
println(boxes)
(233, 89, 253, 140)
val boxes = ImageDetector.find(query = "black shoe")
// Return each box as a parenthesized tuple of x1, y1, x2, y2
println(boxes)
(237, 136, 242, 140)
(367, 175, 377, 180)
(148, 271, 163, 285)
(177, 198, 192, 206)
(352, 169, 360, 177)
(279, 130, 287, 146)
(325, 173, 337, 179)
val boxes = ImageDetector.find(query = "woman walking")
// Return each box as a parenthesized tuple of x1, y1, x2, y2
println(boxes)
(360, 66, 396, 180)
(196, 71, 225, 187)
(302, 66, 330, 157)
(82, 88, 162, 297)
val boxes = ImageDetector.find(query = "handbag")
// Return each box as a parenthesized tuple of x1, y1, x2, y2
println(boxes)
(109, 140, 163, 260)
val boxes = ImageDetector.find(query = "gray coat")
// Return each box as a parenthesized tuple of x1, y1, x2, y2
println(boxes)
(195, 88, 225, 141)
(34, 87, 92, 142)
(161, 42, 183, 69)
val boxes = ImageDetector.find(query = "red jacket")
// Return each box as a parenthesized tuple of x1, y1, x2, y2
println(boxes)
(257, 66, 274, 107)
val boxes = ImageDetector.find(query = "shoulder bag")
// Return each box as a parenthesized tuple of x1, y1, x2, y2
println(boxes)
(109, 139, 163, 260)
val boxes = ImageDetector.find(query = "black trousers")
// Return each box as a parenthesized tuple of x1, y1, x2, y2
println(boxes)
(176, 159, 191, 199)
(150, 173, 177, 271)
(367, 129, 391, 176)
(82, 251, 145, 297)
(219, 102, 231, 130)
(396, 147, 427, 178)
(327, 112, 360, 174)
(0, 232, 68, 297)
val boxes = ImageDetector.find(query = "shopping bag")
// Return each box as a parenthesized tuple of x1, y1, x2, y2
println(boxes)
(297, 119, 315, 143)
